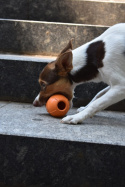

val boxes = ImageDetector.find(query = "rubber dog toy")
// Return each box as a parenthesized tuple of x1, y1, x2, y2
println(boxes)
(46, 94, 70, 117)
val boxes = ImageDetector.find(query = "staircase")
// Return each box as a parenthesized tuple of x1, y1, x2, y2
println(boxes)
(0, 1, 125, 187)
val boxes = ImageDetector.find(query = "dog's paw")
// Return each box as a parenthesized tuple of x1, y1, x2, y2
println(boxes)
(77, 106, 86, 113)
(61, 114, 83, 124)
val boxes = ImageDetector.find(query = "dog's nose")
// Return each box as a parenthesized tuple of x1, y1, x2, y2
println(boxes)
(33, 100, 41, 107)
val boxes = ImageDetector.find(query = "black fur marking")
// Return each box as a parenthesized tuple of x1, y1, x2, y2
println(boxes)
(69, 63, 98, 83)
(69, 41, 105, 83)
(87, 41, 105, 68)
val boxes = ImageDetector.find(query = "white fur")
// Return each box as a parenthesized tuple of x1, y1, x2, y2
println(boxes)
(71, 44, 88, 74)
(33, 94, 41, 106)
(34, 93, 40, 101)
(62, 23, 125, 124)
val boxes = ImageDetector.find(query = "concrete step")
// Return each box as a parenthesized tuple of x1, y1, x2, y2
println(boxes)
(0, 101, 125, 187)
(0, 1, 125, 26)
(0, 19, 108, 56)
(1, 53, 125, 111)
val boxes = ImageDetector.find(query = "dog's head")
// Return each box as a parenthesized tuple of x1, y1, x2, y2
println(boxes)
(33, 40, 74, 107)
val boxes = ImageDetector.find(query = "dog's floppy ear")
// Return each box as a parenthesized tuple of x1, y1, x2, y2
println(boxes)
(55, 49, 73, 76)
(60, 39, 73, 54)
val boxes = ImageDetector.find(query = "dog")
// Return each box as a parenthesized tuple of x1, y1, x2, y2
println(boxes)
(33, 23, 125, 124)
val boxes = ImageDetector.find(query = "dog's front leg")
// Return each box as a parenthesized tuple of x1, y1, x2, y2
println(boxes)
(62, 85, 125, 124)
(77, 86, 110, 112)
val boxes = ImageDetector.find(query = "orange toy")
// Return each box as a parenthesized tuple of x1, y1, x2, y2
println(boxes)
(46, 94, 70, 118)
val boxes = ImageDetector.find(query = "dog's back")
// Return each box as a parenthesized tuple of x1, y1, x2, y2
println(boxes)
(98, 23, 125, 85)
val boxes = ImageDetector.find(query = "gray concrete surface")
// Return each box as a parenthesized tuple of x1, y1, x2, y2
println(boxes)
(0, 54, 56, 62)
(0, 101, 125, 146)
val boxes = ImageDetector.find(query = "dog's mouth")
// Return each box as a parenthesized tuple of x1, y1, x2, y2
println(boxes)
(44, 92, 70, 104)
(33, 92, 72, 107)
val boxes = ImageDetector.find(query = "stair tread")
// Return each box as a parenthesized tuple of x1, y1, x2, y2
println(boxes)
(0, 53, 56, 62)
(1, 101, 125, 146)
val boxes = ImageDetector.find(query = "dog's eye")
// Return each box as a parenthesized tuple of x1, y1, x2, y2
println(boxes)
(41, 82, 47, 91)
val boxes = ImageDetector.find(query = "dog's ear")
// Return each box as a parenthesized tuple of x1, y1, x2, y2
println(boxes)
(60, 39, 73, 54)
(55, 49, 73, 76)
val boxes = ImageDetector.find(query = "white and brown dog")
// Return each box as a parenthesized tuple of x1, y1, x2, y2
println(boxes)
(33, 23, 125, 124)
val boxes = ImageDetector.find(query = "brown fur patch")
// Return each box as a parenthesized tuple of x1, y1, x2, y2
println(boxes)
(39, 78, 73, 104)
(56, 49, 73, 76)
(39, 62, 59, 87)
(60, 39, 73, 54)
